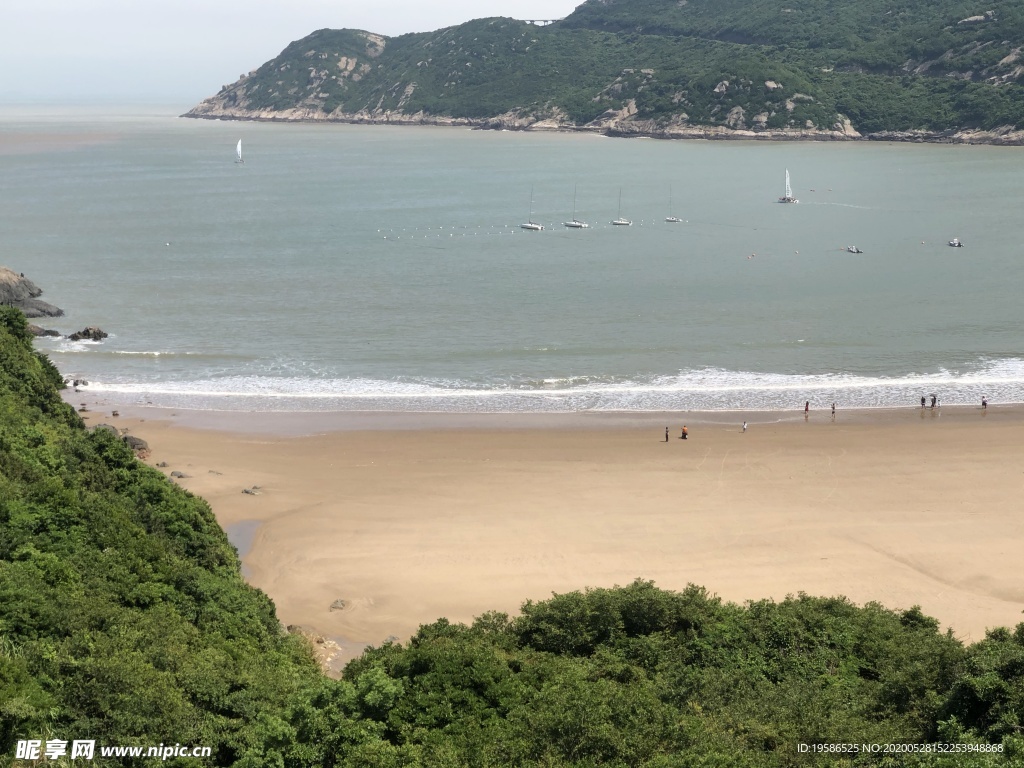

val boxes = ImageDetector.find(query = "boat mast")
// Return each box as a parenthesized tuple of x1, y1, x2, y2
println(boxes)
(520, 186, 544, 230)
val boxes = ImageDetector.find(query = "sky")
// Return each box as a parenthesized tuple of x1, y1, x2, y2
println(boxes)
(0, 0, 584, 105)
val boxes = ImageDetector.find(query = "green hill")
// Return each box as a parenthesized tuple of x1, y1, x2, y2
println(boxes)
(185, 0, 1024, 141)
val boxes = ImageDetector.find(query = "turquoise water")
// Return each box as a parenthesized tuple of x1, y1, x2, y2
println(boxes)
(5, 107, 1024, 411)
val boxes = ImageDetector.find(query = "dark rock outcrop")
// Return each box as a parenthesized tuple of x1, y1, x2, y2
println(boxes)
(68, 327, 108, 342)
(0, 267, 64, 318)
(27, 324, 60, 337)
(17, 298, 65, 318)
(122, 435, 149, 454)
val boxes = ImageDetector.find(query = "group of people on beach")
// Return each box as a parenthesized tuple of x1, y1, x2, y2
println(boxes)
(803, 401, 837, 418)
(665, 426, 689, 441)
(662, 394, 992, 441)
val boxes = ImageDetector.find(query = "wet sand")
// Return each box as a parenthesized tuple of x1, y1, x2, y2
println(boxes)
(72, 398, 1024, 664)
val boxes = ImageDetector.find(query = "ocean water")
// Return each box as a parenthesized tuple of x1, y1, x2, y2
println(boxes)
(5, 106, 1024, 412)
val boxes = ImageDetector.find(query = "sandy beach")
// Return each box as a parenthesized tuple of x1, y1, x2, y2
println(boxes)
(72, 398, 1024, 666)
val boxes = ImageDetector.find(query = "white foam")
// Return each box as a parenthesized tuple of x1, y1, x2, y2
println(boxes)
(78, 359, 1024, 413)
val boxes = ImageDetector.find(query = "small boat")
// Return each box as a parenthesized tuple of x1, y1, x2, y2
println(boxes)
(611, 189, 632, 226)
(563, 186, 589, 229)
(235, 139, 244, 164)
(520, 187, 544, 231)
(948, 237, 964, 247)
(778, 169, 798, 203)
(847, 245, 863, 253)
(665, 184, 681, 222)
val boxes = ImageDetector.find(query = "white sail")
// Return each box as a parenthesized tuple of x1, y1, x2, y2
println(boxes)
(236, 140, 243, 163)
(785, 170, 792, 199)
(778, 169, 797, 203)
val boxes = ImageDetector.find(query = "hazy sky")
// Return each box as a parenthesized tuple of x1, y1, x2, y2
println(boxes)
(0, 0, 583, 104)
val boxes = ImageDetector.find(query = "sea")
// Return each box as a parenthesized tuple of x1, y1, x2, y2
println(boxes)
(4, 105, 1024, 413)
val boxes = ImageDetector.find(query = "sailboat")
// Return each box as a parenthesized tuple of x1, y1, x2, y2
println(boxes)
(665, 184, 682, 223)
(520, 187, 544, 231)
(563, 186, 589, 228)
(611, 189, 632, 226)
(235, 140, 244, 164)
(778, 169, 797, 203)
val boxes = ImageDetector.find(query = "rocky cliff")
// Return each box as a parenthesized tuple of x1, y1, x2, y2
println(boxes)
(188, 88, 1024, 144)
(186, 73, 864, 142)
(0, 267, 63, 318)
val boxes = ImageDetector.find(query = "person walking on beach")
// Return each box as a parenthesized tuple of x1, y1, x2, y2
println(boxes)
(804, 401, 809, 414)
(930, 395, 937, 409)
(665, 427, 669, 442)
(831, 403, 836, 418)
(682, 425, 688, 440)
(921, 396, 926, 408)
(982, 397, 988, 410)
(742, 421, 747, 433)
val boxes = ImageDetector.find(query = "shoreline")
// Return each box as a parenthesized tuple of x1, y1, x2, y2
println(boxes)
(70, 392, 1024, 672)
(180, 110, 1024, 146)
(64, 389, 1013, 437)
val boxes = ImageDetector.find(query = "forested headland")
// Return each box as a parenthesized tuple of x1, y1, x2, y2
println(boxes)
(186, 0, 1024, 143)
(1, 304, 1023, 766)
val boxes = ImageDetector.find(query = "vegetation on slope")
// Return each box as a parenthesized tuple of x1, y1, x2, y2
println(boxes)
(2, 304, 1023, 766)
(320, 582, 1024, 766)
(0, 307, 321, 765)
(191, 0, 1024, 135)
